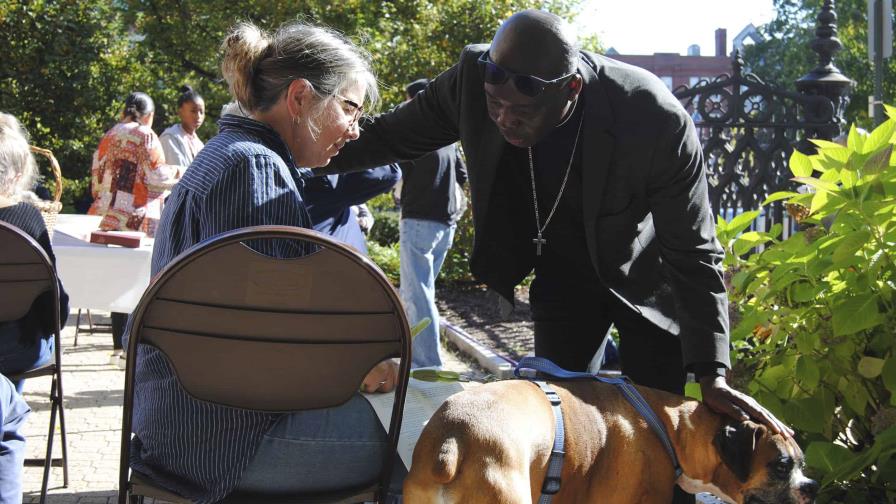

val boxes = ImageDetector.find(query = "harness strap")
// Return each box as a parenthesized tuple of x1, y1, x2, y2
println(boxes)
(516, 356, 684, 480)
(532, 381, 564, 503)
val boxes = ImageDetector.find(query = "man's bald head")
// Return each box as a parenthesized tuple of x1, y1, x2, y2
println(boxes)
(490, 10, 578, 80)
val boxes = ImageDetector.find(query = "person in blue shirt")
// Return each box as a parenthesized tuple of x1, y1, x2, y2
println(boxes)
(0, 373, 28, 504)
(302, 165, 400, 254)
(129, 21, 398, 503)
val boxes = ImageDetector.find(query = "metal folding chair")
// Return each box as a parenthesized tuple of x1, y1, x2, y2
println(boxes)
(119, 225, 411, 503)
(0, 221, 69, 503)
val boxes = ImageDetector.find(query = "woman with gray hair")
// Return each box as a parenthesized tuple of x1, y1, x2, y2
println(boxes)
(0, 112, 69, 391)
(129, 21, 396, 502)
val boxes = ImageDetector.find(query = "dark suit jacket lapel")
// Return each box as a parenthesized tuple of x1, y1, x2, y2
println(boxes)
(579, 55, 615, 274)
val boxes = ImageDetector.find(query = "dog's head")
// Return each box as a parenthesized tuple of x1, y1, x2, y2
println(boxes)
(714, 420, 818, 504)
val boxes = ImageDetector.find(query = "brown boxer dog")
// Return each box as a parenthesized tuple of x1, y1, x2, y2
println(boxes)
(404, 380, 817, 504)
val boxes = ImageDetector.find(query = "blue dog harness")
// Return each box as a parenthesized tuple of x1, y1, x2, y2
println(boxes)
(515, 356, 684, 503)
(531, 380, 564, 504)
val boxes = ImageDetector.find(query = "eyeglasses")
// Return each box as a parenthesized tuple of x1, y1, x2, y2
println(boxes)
(305, 80, 365, 127)
(477, 51, 576, 97)
(335, 94, 364, 126)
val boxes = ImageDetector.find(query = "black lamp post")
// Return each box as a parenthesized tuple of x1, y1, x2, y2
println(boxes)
(795, 0, 855, 141)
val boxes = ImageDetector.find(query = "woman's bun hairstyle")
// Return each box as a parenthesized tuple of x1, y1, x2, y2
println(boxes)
(122, 92, 155, 122)
(176, 84, 203, 108)
(220, 22, 271, 112)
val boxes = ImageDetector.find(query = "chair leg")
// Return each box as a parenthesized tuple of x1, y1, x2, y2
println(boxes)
(74, 309, 82, 347)
(55, 368, 69, 487)
(40, 376, 58, 504)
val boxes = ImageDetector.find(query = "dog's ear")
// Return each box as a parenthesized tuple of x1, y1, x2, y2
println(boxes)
(715, 421, 764, 483)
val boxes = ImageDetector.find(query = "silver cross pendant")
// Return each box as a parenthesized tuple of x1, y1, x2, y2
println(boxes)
(533, 234, 546, 256)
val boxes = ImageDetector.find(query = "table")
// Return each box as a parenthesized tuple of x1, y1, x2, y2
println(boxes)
(51, 214, 154, 313)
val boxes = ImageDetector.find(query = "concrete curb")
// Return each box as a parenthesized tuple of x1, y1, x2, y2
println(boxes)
(440, 320, 515, 379)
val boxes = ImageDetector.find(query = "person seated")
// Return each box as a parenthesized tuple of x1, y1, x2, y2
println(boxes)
(217, 101, 400, 254)
(0, 373, 29, 504)
(128, 21, 398, 502)
(159, 84, 206, 170)
(0, 112, 69, 392)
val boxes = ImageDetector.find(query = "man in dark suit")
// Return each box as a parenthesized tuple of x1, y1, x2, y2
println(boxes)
(323, 8, 790, 478)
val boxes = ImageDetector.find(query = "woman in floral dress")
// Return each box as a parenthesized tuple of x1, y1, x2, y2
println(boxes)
(89, 92, 182, 238)
(88, 92, 182, 362)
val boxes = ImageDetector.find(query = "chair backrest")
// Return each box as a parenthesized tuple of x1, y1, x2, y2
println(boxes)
(0, 221, 59, 326)
(120, 225, 412, 500)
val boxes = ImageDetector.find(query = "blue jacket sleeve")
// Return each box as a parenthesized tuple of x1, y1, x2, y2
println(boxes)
(304, 164, 401, 224)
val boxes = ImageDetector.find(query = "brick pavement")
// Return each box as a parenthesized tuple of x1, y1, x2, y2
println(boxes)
(21, 312, 122, 503)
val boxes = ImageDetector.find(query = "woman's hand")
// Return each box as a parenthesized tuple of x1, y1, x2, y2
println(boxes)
(361, 359, 399, 394)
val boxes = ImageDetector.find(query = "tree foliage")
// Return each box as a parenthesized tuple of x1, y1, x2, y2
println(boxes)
(1, 0, 584, 209)
(718, 106, 896, 503)
(121, 0, 580, 132)
(0, 0, 152, 208)
(743, 0, 895, 128)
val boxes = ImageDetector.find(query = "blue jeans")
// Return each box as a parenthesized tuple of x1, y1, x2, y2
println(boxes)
(0, 323, 55, 393)
(0, 374, 29, 504)
(399, 218, 455, 369)
(236, 394, 387, 494)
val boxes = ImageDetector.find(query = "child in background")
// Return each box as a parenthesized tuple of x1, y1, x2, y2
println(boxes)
(159, 85, 205, 170)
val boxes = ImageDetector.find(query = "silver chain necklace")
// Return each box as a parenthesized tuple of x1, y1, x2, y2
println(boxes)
(528, 111, 585, 256)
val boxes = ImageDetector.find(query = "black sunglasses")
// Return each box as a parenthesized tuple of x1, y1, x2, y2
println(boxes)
(477, 51, 576, 97)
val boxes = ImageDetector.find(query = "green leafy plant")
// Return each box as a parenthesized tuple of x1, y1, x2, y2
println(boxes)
(367, 241, 400, 285)
(719, 106, 896, 502)
(59, 176, 91, 214)
(411, 368, 466, 382)
(438, 190, 476, 285)
(369, 207, 400, 247)
(410, 317, 431, 340)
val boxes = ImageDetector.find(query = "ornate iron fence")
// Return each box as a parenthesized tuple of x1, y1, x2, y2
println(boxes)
(673, 0, 853, 236)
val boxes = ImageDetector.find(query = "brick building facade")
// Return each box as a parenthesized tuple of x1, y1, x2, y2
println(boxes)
(606, 26, 760, 90)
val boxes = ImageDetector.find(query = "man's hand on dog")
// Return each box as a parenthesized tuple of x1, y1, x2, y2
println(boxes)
(361, 359, 399, 393)
(700, 375, 795, 437)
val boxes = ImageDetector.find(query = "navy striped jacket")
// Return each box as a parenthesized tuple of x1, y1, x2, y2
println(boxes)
(126, 115, 313, 503)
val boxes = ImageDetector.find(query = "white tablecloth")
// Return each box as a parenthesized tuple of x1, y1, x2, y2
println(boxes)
(51, 214, 154, 313)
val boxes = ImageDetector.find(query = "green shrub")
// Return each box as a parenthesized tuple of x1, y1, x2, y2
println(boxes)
(369, 208, 400, 246)
(368, 241, 400, 286)
(365, 192, 396, 213)
(439, 198, 475, 285)
(719, 106, 896, 503)
(59, 176, 91, 214)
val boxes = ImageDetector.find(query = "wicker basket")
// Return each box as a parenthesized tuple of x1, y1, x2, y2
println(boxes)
(28, 145, 64, 238)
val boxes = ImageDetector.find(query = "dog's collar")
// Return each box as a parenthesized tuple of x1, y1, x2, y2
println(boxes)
(515, 356, 685, 482)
